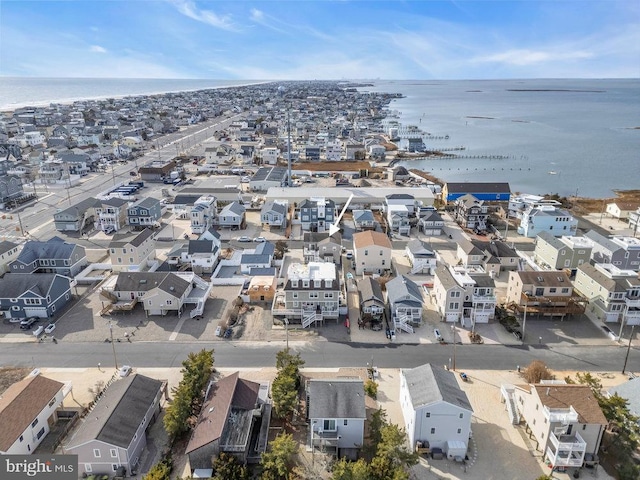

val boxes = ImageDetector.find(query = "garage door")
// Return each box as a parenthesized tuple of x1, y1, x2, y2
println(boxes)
(24, 307, 48, 318)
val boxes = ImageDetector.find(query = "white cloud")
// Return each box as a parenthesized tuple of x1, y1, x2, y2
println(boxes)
(89, 45, 107, 53)
(170, 0, 237, 32)
(473, 49, 593, 66)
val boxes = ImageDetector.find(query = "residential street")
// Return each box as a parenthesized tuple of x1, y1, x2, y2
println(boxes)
(1, 340, 638, 373)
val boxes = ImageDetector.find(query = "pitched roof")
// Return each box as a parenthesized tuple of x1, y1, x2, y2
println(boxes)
(532, 384, 607, 425)
(353, 230, 391, 249)
(308, 379, 366, 419)
(261, 200, 287, 215)
(0, 273, 65, 299)
(357, 277, 384, 304)
(185, 372, 260, 454)
(402, 364, 473, 412)
(0, 374, 65, 451)
(515, 270, 572, 287)
(109, 228, 155, 248)
(55, 196, 101, 217)
(537, 230, 566, 249)
(406, 239, 434, 257)
(66, 374, 163, 449)
(0, 240, 19, 256)
(220, 201, 245, 217)
(14, 238, 78, 264)
(386, 275, 423, 306)
(114, 272, 190, 296)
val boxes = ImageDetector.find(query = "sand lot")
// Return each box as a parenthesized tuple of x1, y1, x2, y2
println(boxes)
(36, 365, 625, 480)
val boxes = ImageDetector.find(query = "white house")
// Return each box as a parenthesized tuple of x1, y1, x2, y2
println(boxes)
(0, 372, 72, 454)
(400, 364, 473, 459)
(405, 239, 436, 275)
(307, 378, 365, 460)
(190, 195, 217, 235)
(352, 230, 392, 275)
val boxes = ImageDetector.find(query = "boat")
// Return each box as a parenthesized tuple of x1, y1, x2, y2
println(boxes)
(548, 171, 557, 175)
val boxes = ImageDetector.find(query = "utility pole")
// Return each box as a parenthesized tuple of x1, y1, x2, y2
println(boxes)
(622, 325, 635, 375)
(284, 318, 289, 351)
(109, 322, 119, 370)
(522, 303, 528, 344)
(451, 325, 457, 371)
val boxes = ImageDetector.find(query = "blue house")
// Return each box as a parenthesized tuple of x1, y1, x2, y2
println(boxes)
(9, 237, 87, 277)
(0, 273, 72, 319)
(127, 197, 163, 229)
(442, 182, 511, 203)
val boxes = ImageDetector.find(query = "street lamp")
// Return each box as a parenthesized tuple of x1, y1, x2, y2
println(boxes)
(451, 324, 457, 371)
(522, 303, 528, 344)
(284, 318, 289, 350)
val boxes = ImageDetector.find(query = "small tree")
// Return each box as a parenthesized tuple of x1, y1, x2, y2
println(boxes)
(143, 459, 172, 480)
(212, 452, 249, 480)
(364, 379, 378, 399)
(331, 457, 370, 480)
(271, 349, 305, 420)
(274, 240, 288, 260)
(523, 360, 554, 383)
(260, 432, 298, 480)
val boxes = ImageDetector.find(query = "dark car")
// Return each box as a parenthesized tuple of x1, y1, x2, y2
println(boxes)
(512, 330, 523, 340)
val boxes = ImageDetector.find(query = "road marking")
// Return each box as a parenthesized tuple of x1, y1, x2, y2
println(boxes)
(169, 316, 188, 341)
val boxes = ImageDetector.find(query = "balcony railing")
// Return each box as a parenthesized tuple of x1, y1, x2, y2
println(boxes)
(544, 406, 579, 424)
(547, 430, 586, 467)
(625, 297, 640, 308)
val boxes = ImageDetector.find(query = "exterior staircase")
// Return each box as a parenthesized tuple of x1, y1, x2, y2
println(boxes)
(410, 262, 424, 274)
(501, 384, 520, 425)
(302, 310, 318, 329)
(394, 314, 414, 334)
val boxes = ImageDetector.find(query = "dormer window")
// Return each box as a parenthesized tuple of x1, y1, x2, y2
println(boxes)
(303, 280, 309, 288)
(292, 280, 299, 288)
(314, 280, 321, 288)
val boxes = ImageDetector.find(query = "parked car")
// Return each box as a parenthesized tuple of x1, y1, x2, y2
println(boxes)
(119, 365, 132, 377)
(20, 317, 39, 330)
(241, 176, 251, 183)
(104, 226, 115, 234)
(215, 326, 222, 337)
(224, 328, 233, 339)
(512, 330, 523, 340)
(346, 272, 354, 280)
(237, 236, 251, 242)
(33, 325, 44, 337)
(44, 323, 56, 334)
(345, 250, 353, 260)
(434, 328, 443, 342)
(253, 236, 266, 243)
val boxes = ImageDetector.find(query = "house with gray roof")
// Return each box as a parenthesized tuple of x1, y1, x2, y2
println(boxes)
(95, 197, 129, 233)
(260, 200, 287, 229)
(186, 372, 270, 470)
(9, 237, 86, 277)
(241, 242, 274, 274)
(126, 197, 162, 230)
(418, 208, 444, 236)
(53, 196, 102, 232)
(400, 364, 473, 456)
(65, 374, 165, 477)
(216, 201, 245, 229)
(357, 277, 385, 326)
(103, 271, 211, 317)
(0, 273, 72, 320)
(108, 229, 156, 273)
(352, 209, 376, 231)
(184, 239, 221, 274)
(303, 231, 342, 265)
(250, 166, 288, 192)
(585, 231, 640, 271)
(534, 232, 593, 271)
(607, 378, 640, 426)
(518, 205, 578, 238)
(405, 239, 436, 274)
(386, 275, 424, 330)
(307, 378, 365, 460)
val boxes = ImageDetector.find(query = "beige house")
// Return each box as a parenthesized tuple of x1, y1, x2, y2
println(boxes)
(108, 229, 157, 272)
(506, 270, 587, 318)
(246, 275, 277, 304)
(502, 383, 606, 470)
(0, 240, 21, 276)
(353, 231, 392, 275)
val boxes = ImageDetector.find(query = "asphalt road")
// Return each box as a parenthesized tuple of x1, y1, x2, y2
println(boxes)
(3, 341, 639, 373)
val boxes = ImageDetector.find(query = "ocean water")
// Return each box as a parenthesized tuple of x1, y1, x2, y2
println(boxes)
(0, 77, 268, 111)
(361, 79, 640, 198)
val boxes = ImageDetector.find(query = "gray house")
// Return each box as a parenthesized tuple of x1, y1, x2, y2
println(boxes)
(241, 242, 275, 275)
(260, 201, 287, 229)
(217, 201, 246, 229)
(53, 196, 102, 232)
(127, 197, 162, 229)
(303, 232, 342, 265)
(357, 277, 385, 326)
(307, 379, 366, 460)
(534, 232, 593, 271)
(65, 374, 165, 477)
(299, 198, 336, 233)
(386, 275, 424, 329)
(0, 175, 26, 209)
(0, 273, 72, 319)
(186, 372, 270, 470)
(9, 237, 87, 277)
(352, 209, 376, 231)
(585, 231, 640, 271)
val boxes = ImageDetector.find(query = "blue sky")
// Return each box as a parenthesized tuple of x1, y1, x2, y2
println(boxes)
(1, 0, 638, 79)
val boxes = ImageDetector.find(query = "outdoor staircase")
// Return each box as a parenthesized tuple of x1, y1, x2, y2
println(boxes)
(410, 262, 424, 274)
(501, 385, 520, 425)
(394, 314, 414, 334)
(302, 310, 318, 329)
(189, 300, 205, 318)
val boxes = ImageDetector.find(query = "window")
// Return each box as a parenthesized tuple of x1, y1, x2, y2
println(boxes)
(19, 435, 23, 442)
(561, 288, 569, 294)
(324, 293, 333, 298)
(535, 404, 539, 411)
(85, 464, 92, 473)
(309, 292, 319, 299)
(323, 419, 337, 431)
(111, 449, 117, 458)
(31, 418, 39, 428)
(364, 250, 368, 256)
(533, 419, 536, 425)
(293, 292, 298, 299)
(380, 250, 383, 256)
(459, 413, 463, 419)
(382, 260, 386, 265)
(582, 425, 586, 430)
(457, 428, 462, 434)
(431, 428, 436, 434)
(344, 419, 348, 426)
(426, 412, 431, 418)
(112, 465, 119, 472)
(94, 449, 101, 458)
